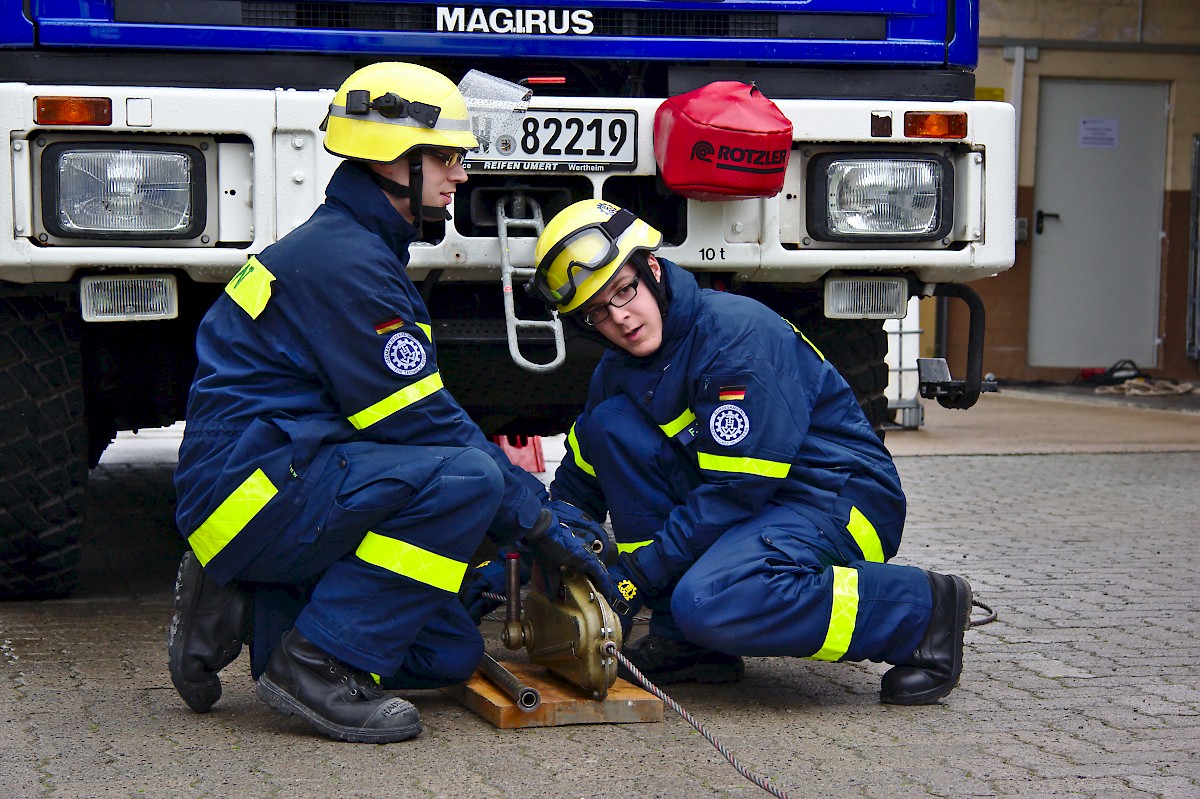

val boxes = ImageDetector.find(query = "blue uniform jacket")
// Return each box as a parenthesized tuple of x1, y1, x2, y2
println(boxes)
(175, 162, 543, 582)
(552, 259, 905, 593)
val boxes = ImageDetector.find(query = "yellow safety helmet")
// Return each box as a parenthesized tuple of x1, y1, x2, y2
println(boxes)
(323, 62, 478, 162)
(531, 200, 663, 315)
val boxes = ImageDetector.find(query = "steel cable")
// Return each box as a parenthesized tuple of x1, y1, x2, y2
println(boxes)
(480, 589, 997, 798)
(481, 591, 792, 799)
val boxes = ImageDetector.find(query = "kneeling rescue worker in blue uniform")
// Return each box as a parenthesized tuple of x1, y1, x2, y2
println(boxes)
(524, 199, 973, 704)
(167, 63, 609, 743)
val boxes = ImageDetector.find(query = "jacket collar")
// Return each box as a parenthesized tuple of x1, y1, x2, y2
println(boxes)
(620, 258, 700, 369)
(324, 161, 419, 260)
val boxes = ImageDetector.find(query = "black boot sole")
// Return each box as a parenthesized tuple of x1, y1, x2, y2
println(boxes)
(167, 551, 226, 714)
(881, 575, 972, 706)
(620, 659, 745, 686)
(256, 676, 423, 744)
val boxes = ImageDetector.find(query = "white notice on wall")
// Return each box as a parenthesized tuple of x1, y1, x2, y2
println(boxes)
(1078, 117, 1119, 149)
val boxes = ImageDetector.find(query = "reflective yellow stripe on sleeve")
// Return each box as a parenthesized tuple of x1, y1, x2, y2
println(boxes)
(809, 566, 859, 661)
(566, 422, 596, 477)
(416, 321, 432, 341)
(783, 318, 825, 361)
(225, 257, 275, 319)
(847, 506, 885, 563)
(696, 451, 791, 478)
(187, 468, 278, 565)
(355, 532, 468, 593)
(617, 540, 654, 555)
(348, 372, 444, 430)
(659, 408, 697, 438)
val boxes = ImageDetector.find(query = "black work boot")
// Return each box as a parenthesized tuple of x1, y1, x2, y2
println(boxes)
(255, 629, 422, 743)
(167, 550, 250, 713)
(618, 634, 745, 685)
(880, 571, 972, 705)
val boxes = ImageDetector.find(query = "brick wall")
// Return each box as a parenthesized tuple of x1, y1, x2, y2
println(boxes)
(946, 1, 1200, 382)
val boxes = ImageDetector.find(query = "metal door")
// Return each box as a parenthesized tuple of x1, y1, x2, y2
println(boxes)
(1028, 79, 1168, 368)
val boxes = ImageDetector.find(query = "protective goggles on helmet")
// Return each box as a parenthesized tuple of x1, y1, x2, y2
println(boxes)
(534, 208, 638, 308)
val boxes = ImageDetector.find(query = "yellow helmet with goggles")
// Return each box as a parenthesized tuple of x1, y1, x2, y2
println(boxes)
(531, 200, 663, 316)
(323, 62, 478, 162)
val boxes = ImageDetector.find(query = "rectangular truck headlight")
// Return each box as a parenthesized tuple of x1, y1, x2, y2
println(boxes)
(824, 276, 909, 319)
(80, 274, 178, 322)
(41, 142, 206, 240)
(807, 153, 952, 242)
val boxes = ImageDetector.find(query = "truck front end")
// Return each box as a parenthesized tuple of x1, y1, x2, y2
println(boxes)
(0, 0, 1013, 596)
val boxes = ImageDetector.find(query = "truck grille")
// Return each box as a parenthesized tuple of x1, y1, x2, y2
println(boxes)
(239, 3, 883, 40)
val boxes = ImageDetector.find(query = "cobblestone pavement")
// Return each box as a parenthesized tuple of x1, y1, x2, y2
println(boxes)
(2, 402, 1198, 798)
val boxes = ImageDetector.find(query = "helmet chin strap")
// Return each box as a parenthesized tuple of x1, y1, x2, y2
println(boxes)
(365, 154, 451, 238)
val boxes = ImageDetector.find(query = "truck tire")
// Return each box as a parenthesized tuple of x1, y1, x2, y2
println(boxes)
(0, 295, 87, 599)
(790, 309, 890, 440)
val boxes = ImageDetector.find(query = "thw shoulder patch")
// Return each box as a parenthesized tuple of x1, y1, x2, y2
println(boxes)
(226, 257, 275, 319)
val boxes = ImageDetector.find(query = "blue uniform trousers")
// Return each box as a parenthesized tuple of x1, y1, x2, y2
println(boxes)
(578, 396, 933, 665)
(233, 442, 501, 683)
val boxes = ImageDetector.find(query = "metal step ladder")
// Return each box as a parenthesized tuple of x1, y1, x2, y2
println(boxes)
(496, 194, 566, 373)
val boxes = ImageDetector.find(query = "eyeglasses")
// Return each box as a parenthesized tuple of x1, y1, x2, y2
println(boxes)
(427, 149, 467, 168)
(582, 276, 640, 326)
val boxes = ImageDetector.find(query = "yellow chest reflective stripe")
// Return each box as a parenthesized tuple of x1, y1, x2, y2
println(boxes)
(659, 408, 697, 438)
(187, 468, 279, 565)
(697, 451, 791, 479)
(809, 565, 860, 661)
(226, 257, 276, 319)
(566, 422, 596, 477)
(355, 532, 468, 593)
(847, 506, 885, 563)
(348, 372, 444, 430)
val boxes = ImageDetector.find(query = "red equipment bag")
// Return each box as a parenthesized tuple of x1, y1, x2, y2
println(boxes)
(653, 81, 793, 201)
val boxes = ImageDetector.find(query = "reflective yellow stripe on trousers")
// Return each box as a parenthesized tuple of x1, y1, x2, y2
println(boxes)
(566, 422, 596, 477)
(187, 468, 279, 565)
(356, 532, 468, 593)
(617, 540, 653, 555)
(847, 506, 885, 563)
(809, 566, 860, 661)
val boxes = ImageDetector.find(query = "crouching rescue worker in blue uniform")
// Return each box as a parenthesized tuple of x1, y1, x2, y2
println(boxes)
(167, 63, 609, 743)
(523, 199, 972, 704)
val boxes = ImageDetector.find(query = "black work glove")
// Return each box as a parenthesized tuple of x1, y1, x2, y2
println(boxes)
(547, 499, 617, 565)
(607, 558, 647, 637)
(524, 507, 612, 599)
(459, 552, 528, 625)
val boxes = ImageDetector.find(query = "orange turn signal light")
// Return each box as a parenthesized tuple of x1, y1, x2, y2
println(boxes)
(903, 111, 967, 139)
(35, 96, 113, 126)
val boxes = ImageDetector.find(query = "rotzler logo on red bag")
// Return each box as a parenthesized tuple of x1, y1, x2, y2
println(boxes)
(655, 81, 793, 201)
(690, 141, 789, 173)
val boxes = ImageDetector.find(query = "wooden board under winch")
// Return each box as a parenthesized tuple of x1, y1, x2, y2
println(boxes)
(442, 660, 663, 729)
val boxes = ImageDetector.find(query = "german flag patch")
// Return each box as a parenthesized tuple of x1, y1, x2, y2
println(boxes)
(372, 315, 405, 335)
(718, 385, 746, 401)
